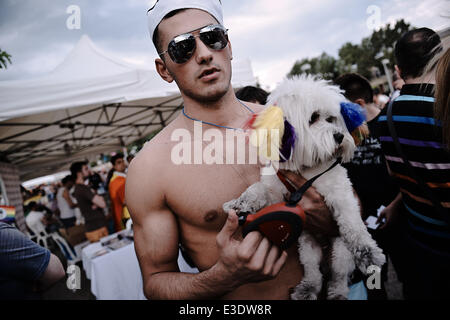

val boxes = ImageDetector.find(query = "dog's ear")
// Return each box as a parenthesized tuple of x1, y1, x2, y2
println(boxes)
(340, 102, 369, 145)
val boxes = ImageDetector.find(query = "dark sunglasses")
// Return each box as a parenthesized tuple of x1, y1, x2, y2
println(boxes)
(159, 24, 229, 64)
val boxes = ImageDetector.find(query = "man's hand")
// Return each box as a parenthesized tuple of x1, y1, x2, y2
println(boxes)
(278, 170, 339, 237)
(377, 192, 402, 230)
(214, 210, 288, 288)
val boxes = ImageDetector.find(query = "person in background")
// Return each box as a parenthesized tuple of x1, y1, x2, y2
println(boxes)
(373, 86, 389, 109)
(432, 46, 449, 150)
(56, 175, 78, 229)
(108, 153, 130, 232)
(25, 202, 60, 235)
(46, 184, 59, 215)
(335, 73, 400, 299)
(377, 27, 449, 299)
(70, 161, 108, 242)
(88, 170, 106, 195)
(235, 86, 269, 105)
(0, 222, 65, 299)
(126, 154, 135, 166)
(391, 69, 405, 101)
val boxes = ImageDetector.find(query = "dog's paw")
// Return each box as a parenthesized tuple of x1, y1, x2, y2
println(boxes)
(223, 192, 269, 214)
(223, 198, 253, 214)
(222, 199, 238, 213)
(354, 246, 386, 273)
(290, 282, 319, 300)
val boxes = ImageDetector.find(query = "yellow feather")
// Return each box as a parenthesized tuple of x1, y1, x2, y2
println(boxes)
(250, 106, 284, 161)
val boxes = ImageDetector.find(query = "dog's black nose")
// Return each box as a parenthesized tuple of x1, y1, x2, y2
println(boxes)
(334, 132, 344, 144)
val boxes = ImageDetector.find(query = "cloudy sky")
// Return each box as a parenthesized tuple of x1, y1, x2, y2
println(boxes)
(0, 0, 448, 90)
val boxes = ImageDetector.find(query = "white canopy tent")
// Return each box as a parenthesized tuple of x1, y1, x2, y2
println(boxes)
(0, 35, 256, 181)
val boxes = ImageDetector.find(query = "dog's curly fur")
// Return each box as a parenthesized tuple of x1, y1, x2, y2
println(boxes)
(223, 75, 386, 300)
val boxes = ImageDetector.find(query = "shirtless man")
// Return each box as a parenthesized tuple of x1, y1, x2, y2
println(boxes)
(126, 0, 337, 300)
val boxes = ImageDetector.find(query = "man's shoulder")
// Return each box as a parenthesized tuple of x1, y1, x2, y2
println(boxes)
(127, 134, 175, 191)
(0, 222, 15, 235)
(134, 117, 186, 165)
(134, 137, 173, 168)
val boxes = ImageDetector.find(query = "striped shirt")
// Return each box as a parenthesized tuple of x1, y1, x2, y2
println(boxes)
(377, 84, 450, 253)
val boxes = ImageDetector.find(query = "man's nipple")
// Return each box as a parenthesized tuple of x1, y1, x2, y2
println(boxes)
(204, 210, 219, 223)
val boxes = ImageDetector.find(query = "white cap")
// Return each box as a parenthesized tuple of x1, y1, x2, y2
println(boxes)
(147, 0, 224, 44)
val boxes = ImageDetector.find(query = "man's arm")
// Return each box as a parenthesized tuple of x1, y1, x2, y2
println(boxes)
(118, 179, 126, 206)
(37, 253, 65, 290)
(377, 192, 402, 229)
(0, 223, 65, 291)
(126, 148, 287, 300)
(63, 189, 77, 208)
(91, 194, 106, 209)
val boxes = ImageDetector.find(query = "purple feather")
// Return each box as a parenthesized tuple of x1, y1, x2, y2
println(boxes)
(279, 120, 297, 162)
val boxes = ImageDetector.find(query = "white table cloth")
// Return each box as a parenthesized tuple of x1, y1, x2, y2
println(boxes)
(81, 237, 199, 300)
(89, 242, 146, 300)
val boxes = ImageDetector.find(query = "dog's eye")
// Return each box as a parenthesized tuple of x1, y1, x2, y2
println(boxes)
(309, 112, 320, 125)
(326, 116, 336, 123)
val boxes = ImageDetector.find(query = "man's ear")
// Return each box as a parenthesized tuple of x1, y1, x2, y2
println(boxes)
(355, 98, 366, 107)
(155, 58, 174, 83)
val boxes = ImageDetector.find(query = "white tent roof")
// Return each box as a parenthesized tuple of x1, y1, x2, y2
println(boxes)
(0, 35, 256, 180)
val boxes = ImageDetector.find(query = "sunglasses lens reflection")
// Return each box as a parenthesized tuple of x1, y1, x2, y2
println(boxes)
(168, 26, 228, 64)
(169, 37, 196, 63)
(200, 28, 228, 50)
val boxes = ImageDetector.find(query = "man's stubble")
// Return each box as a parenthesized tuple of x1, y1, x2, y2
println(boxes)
(169, 65, 233, 105)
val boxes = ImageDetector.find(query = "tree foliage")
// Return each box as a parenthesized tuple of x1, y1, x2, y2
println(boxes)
(0, 49, 12, 69)
(289, 19, 412, 81)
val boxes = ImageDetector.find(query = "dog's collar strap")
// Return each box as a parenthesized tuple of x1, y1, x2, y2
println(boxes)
(276, 171, 297, 193)
(287, 158, 342, 206)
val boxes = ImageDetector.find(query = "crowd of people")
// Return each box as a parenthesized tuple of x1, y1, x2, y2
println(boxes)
(1, 0, 449, 301)
(1, 153, 134, 298)
(233, 27, 449, 300)
(21, 153, 133, 242)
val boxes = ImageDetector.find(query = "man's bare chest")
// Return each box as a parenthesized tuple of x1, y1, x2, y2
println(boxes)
(164, 163, 261, 229)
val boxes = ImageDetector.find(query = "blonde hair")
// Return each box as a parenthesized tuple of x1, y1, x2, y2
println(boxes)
(434, 47, 450, 149)
(422, 37, 450, 149)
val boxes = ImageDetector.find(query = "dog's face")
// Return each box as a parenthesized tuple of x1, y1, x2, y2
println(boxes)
(268, 75, 355, 169)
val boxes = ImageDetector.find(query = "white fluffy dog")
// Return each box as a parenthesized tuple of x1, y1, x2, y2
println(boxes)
(223, 75, 386, 300)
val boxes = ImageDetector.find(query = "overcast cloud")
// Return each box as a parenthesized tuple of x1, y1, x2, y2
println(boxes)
(0, 0, 448, 90)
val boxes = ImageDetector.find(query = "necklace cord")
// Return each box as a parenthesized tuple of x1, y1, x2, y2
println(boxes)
(182, 100, 255, 131)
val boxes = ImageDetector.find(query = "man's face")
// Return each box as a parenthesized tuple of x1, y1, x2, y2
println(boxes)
(81, 165, 90, 179)
(114, 158, 127, 173)
(156, 9, 233, 103)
